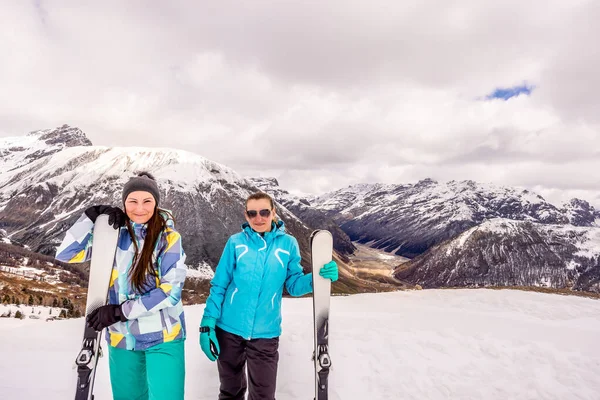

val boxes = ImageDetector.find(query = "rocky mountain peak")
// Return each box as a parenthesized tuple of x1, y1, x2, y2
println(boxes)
(561, 198, 597, 226)
(28, 124, 92, 147)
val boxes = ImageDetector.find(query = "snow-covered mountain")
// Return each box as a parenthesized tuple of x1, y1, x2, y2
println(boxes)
(4, 125, 598, 294)
(0, 125, 316, 272)
(394, 218, 600, 291)
(561, 198, 600, 226)
(0, 125, 397, 296)
(311, 179, 598, 258)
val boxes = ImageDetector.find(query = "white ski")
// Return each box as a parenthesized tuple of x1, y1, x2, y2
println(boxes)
(74, 214, 119, 400)
(311, 229, 333, 400)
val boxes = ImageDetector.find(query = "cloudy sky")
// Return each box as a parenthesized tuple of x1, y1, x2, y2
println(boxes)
(1, 1, 599, 206)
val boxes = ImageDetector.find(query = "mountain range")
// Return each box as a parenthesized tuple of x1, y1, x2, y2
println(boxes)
(0, 125, 389, 297)
(1, 125, 599, 295)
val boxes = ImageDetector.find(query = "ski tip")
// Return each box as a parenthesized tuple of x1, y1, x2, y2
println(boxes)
(310, 229, 333, 246)
(310, 229, 332, 240)
(309, 229, 329, 246)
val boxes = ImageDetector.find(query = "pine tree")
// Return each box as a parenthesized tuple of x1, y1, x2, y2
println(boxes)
(14, 310, 23, 319)
(28, 295, 34, 306)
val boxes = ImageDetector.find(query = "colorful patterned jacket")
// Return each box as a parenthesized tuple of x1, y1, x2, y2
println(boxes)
(56, 212, 187, 351)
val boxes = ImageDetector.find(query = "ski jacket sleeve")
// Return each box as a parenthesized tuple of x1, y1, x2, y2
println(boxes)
(120, 227, 187, 320)
(203, 237, 235, 320)
(55, 213, 95, 263)
(285, 237, 313, 296)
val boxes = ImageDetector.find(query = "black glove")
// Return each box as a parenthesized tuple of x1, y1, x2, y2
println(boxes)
(86, 304, 128, 331)
(84, 205, 126, 229)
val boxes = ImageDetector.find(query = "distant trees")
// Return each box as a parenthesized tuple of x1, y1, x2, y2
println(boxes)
(61, 297, 78, 318)
(1, 241, 88, 318)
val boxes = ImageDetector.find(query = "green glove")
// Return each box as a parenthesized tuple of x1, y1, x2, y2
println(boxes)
(319, 260, 338, 282)
(199, 316, 220, 361)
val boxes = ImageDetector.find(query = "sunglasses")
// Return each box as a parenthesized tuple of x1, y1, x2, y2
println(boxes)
(246, 209, 271, 218)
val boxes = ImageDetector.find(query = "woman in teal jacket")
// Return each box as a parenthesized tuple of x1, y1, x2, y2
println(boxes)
(199, 192, 338, 400)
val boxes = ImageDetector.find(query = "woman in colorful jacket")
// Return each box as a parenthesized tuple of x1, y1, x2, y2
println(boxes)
(56, 172, 187, 400)
(199, 191, 338, 400)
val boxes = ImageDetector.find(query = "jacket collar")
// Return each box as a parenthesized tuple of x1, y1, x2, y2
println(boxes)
(131, 222, 148, 239)
(241, 220, 285, 240)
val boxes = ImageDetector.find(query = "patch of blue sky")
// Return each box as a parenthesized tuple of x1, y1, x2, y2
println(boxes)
(485, 84, 534, 100)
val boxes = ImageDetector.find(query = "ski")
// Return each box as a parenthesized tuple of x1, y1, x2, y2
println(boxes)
(311, 229, 333, 400)
(74, 214, 119, 400)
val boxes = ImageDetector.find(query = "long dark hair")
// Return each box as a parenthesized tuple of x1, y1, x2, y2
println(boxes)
(126, 206, 175, 293)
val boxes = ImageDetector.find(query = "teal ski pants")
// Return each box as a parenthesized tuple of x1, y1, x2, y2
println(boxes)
(108, 339, 185, 400)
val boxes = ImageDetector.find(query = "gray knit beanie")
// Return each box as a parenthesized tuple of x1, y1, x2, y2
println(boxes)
(122, 172, 160, 205)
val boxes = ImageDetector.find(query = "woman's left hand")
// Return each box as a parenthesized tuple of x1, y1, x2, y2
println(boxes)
(319, 260, 339, 282)
(86, 304, 127, 331)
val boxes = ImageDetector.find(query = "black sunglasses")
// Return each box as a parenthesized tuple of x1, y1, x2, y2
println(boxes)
(246, 209, 271, 218)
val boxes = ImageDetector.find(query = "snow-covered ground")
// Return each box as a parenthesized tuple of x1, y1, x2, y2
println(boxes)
(0, 304, 63, 320)
(1, 289, 599, 399)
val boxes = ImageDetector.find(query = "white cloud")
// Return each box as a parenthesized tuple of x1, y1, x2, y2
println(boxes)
(0, 0, 599, 207)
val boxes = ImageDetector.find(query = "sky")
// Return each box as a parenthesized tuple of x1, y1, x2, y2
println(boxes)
(1, 289, 600, 399)
(0, 1, 599, 207)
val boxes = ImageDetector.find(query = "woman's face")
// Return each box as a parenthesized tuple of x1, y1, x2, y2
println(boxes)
(245, 198, 275, 233)
(124, 191, 156, 224)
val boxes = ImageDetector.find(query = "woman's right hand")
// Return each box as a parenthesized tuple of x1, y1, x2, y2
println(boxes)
(199, 316, 220, 361)
(84, 205, 126, 229)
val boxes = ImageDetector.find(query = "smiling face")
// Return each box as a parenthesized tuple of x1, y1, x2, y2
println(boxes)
(245, 198, 276, 233)
(124, 191, 156, 224)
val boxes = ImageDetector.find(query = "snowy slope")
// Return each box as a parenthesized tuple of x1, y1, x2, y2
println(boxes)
(0, 137, 247, 201)
(313, 179, 565, 223)
(0, 289, 599, 399)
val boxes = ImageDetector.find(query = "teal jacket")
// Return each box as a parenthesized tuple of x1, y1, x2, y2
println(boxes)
(203, 221, 313, 339)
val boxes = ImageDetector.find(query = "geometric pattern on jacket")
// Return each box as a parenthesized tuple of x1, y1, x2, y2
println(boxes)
(55, 212, 188, 351)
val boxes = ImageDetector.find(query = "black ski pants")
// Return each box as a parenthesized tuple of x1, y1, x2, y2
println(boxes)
(216, 327, 280, 400)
